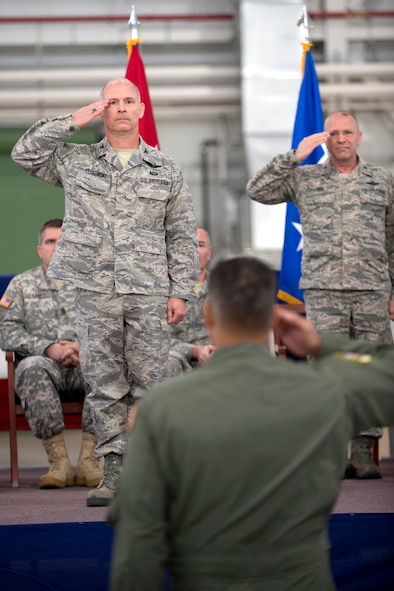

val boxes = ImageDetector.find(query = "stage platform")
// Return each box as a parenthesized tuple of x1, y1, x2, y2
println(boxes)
(1, 430, 394, 524)
(0, 431, 394, 590)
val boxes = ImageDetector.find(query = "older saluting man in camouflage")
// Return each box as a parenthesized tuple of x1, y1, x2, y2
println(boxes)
(247, 109, 394, 480)
(11, 78, 199, 506)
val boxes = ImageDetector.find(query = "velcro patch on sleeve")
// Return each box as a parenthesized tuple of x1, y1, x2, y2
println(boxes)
(0, 294, 13, 308)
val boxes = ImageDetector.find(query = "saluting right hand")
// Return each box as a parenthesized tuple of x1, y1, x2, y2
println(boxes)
(295, 131, 330, 163)
(274, 305, 321, 358)
(71, 99, 109, 128)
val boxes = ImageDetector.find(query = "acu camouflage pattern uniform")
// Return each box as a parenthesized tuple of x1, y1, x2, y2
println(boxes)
(247, 151, 394, 438)
(166, 277, 210, 377)
(11, 115, 199, 457)
(0, 266, 92, 440)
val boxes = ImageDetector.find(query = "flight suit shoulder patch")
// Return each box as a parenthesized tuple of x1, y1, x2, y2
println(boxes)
(333, 351, 372, 364)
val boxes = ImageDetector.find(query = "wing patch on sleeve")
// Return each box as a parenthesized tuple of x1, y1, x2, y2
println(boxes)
(333, 351, 372, 364)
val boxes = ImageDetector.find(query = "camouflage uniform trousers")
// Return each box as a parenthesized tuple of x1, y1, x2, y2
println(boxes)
(75, 289, 170, 458)
(304, 288, 393, 438)
(14, 356, 92, 440)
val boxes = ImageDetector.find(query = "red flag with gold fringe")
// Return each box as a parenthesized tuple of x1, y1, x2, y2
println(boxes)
(125, 39, 160, 149)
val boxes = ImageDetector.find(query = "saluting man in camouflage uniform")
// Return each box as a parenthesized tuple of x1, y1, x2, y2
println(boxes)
(246, 110, 394, 479)
(11, 79, 199, 506)
(0, 219, 102, 489)
(166, 227, 215, 377)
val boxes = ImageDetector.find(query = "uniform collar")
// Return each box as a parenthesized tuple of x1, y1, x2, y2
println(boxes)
(321, 154, 371, 179)
(94, 136, 162, 169)
(39, 265, 59, 290)
(207, 341, 273, 364)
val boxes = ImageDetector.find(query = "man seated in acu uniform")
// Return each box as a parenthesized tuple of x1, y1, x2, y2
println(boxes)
(0, 219, 101, 489)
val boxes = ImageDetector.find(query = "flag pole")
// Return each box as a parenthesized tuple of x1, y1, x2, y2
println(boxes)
(127, 4, 142, 56)
(128, 4, 140, 42)
(277, 5, 324, 306)
(297, 5, 313, 73)
(124, 4, 160, 149)
(297, 4, 310, 44)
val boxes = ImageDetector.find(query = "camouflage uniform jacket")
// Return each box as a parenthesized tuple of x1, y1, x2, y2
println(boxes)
(0, 266, 78, 357)
(246, 151, 394, 296)
(11, 116, 199, 297)
(170, 278, 210, 362)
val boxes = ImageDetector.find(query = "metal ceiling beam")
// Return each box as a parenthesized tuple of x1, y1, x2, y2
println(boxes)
(0, 62, 392, 85)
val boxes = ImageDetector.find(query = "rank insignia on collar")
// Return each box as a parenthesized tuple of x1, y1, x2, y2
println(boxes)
(334, 351, 372, 364)
(0, 294, 13, 308)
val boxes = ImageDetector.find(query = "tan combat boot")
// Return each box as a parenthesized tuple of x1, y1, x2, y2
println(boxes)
(39, 433, 74, 489)
(345, 436, 382, 479)
(86, 452, 123, 507)
(74, 432, 103, 488)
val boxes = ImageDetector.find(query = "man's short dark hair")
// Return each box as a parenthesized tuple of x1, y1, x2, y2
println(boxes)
(38, 218, 63, 245)
(207, 256, 276, 330)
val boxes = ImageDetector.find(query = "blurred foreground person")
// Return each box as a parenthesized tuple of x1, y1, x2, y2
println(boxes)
(109, 256, 394, 591)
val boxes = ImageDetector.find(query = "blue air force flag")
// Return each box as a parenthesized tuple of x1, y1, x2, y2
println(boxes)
(277, 47, 325, 304)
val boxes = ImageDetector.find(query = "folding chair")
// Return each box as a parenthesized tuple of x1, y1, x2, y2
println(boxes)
(6, 351, 85, 487)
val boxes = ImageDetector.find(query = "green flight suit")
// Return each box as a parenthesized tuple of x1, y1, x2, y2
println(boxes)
(109, 333, 394, 591)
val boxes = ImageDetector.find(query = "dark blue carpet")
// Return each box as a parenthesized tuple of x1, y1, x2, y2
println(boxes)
(329, 514, 394, 590)
(0, 514, 393, 590)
